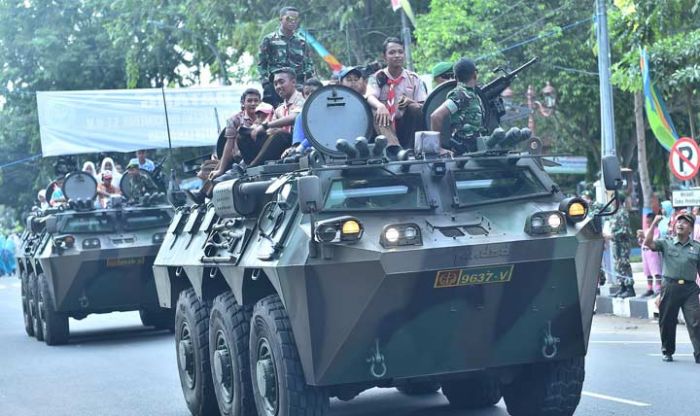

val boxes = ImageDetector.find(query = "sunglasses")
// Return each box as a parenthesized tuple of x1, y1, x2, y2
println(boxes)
(284, 16, 299, 23)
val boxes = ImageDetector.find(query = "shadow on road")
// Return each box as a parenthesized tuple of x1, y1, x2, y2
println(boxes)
(64, 324, 173, 347)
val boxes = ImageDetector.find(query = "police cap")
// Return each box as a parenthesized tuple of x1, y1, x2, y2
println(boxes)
(677, 213, 695, 226)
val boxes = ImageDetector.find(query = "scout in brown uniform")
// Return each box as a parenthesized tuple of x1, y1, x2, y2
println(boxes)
(644, 213, 700, 363)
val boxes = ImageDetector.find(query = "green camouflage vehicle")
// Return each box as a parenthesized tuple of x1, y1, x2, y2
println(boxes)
(154, 83, 622, 416)
(19, 170, 174, 345)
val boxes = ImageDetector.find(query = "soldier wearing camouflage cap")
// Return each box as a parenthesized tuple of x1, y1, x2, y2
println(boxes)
(258, 6, 315, 107)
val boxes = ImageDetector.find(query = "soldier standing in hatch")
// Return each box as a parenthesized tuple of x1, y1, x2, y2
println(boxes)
(644, 213, 700, 364)
(605, 193, 635, 297)
(430, 58, 485, 153)
(258, 6, 315, 107)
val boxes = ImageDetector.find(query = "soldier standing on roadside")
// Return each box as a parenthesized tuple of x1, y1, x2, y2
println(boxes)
(258, 6, 315, 107)
(605, 193, 635, 297)
(644, 213, 700, 364)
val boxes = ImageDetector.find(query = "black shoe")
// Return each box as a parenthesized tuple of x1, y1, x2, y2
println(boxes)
(184, 189, 206, 205)
(641, 289, 655, 297)
(662, 354, 673, 362)
(620, 287, 636, 298)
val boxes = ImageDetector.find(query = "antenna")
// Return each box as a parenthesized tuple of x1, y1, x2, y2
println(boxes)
(161, 86, 173, 160)
(214, 107, 221, 132)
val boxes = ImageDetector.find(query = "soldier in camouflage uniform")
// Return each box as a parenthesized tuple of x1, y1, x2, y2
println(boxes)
(429, 58, 485, 153)
(122, 162, 159, 202)
(607, 193, 635, 297)
(258, 6, 315, 107)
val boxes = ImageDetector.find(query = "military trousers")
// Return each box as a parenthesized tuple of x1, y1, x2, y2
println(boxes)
(658, 278, 700, 362)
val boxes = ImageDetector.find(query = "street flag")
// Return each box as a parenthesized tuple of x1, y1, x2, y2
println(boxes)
(640, 48, 679, 151)
(390, 0, 417, 27)
(299, 28, 343, 73)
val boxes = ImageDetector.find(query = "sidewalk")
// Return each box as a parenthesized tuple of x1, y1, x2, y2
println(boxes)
(595, 262, 681, 321)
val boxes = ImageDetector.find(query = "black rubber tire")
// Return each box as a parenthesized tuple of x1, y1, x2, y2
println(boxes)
(38, 273, 70, 346)
(175, 288, 219, 416)
(396, 382, 441, 396)
(140, 307, 175, 331)
(21, 273, 35, 337)
(442, 375, 501, 409)
(249, 294, 329, 416)
(502, 357, 585, 416)
(29, 273, 44, 342)
(209, 291, 255, 416)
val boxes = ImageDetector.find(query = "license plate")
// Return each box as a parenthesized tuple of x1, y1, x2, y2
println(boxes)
(434, 265, 514, 288)
(106, 257, 145, 268)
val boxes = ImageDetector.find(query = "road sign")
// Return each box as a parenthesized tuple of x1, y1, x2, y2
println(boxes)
(672, 188, 700, 207)
(669, 137, 700, 181)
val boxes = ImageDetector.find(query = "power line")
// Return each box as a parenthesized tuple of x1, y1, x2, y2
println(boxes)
(0, 154, 42, 170)
(477, 16, 593, 61)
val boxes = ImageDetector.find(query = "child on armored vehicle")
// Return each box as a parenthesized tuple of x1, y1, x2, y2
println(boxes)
(96, 170, 121, 208)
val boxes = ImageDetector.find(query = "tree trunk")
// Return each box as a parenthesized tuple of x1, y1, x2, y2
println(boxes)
(635, 91, 653, 222)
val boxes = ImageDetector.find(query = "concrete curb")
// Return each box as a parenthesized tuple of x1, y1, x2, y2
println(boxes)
(595, 295, 659, 320)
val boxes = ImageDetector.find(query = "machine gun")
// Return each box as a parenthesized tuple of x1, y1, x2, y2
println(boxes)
(478, 57, 538, 132)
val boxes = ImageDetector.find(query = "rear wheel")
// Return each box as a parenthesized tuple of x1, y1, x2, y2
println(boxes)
(29, 273, 44, 342)
(21, 273, 34, 337)
(38, 273, 70, 346)
(139, 307, 175, 331)
(502, 357, 585, 416)
(396, 382, 441, 396)
(442, 374, 501, 409)
(249, 294, 328, 416)
(209, 291, 255, 416)
(175, 288, 218, 416)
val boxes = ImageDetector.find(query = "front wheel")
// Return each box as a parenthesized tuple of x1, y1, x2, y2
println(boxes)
(21, 273, 35, 337)
(502, 357, 585, 416)
(38, 273, 70, 345)
(249, 294, 328, 416)
(175, 288, 218, 416)
(209, 291, 255, 416)
(442, 374, 501, 409)
(29, 273, 44, 342)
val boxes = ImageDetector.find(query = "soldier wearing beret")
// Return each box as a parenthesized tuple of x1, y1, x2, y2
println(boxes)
(431, 61, 453, 87)
(430, 58, 485, 153)
(644, 212, 700, 363)
(258, 6, 315, 107)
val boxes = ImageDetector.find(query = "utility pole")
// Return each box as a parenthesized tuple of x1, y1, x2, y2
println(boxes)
(596, 0, 616, 157)
(400, 10, 413, 71)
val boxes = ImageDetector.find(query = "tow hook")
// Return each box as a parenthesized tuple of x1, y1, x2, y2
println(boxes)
(366, 338, 387, 378)
(542, 321, 560, 359)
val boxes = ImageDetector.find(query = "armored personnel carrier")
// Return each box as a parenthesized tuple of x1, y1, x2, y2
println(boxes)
(153, 83, 621, 416)
(18, 169, 174, 345)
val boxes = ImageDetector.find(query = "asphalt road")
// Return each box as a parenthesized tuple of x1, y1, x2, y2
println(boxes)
(0, 276, 697, 416)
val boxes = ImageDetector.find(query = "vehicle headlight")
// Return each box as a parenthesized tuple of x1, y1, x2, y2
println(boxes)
(82, 237, 101, 249)
(152, 232, 166, 244)
(381, 223, 422, 248)
(559, 197, 589, 223)
(314, 216, 363, 243)
(525, 212, 566, 235)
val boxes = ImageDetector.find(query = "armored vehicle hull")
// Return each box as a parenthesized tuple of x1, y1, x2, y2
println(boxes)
(21, 204, 174, 345)
(154, 154, 605, 416)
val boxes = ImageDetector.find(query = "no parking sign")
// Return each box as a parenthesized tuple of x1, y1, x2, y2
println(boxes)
(669, 137, 700, 181)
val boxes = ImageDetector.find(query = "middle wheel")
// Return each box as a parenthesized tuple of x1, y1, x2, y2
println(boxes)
(249, 294, 329, 416)
(209, 291, 255, 416)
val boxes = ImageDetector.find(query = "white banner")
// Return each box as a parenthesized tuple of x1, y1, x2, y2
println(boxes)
(36, 85, 261, 156)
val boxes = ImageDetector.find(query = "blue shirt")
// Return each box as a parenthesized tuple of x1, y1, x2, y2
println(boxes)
(129, 158, 155, 172)
(292, 114, 311, 149)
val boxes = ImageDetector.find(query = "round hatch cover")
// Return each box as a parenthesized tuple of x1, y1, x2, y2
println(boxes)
(303, 85, 373, 157)
(63, 171, 97, 201)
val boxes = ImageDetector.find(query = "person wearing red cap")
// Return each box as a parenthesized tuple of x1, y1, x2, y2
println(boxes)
(644, 212, 700, 363)
(97, 170, 121, 208)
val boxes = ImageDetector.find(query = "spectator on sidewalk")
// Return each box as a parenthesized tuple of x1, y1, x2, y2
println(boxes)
(644, 213, 700, 364)
(659, 200, 674, 237)
(638, 212, 662, 296)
